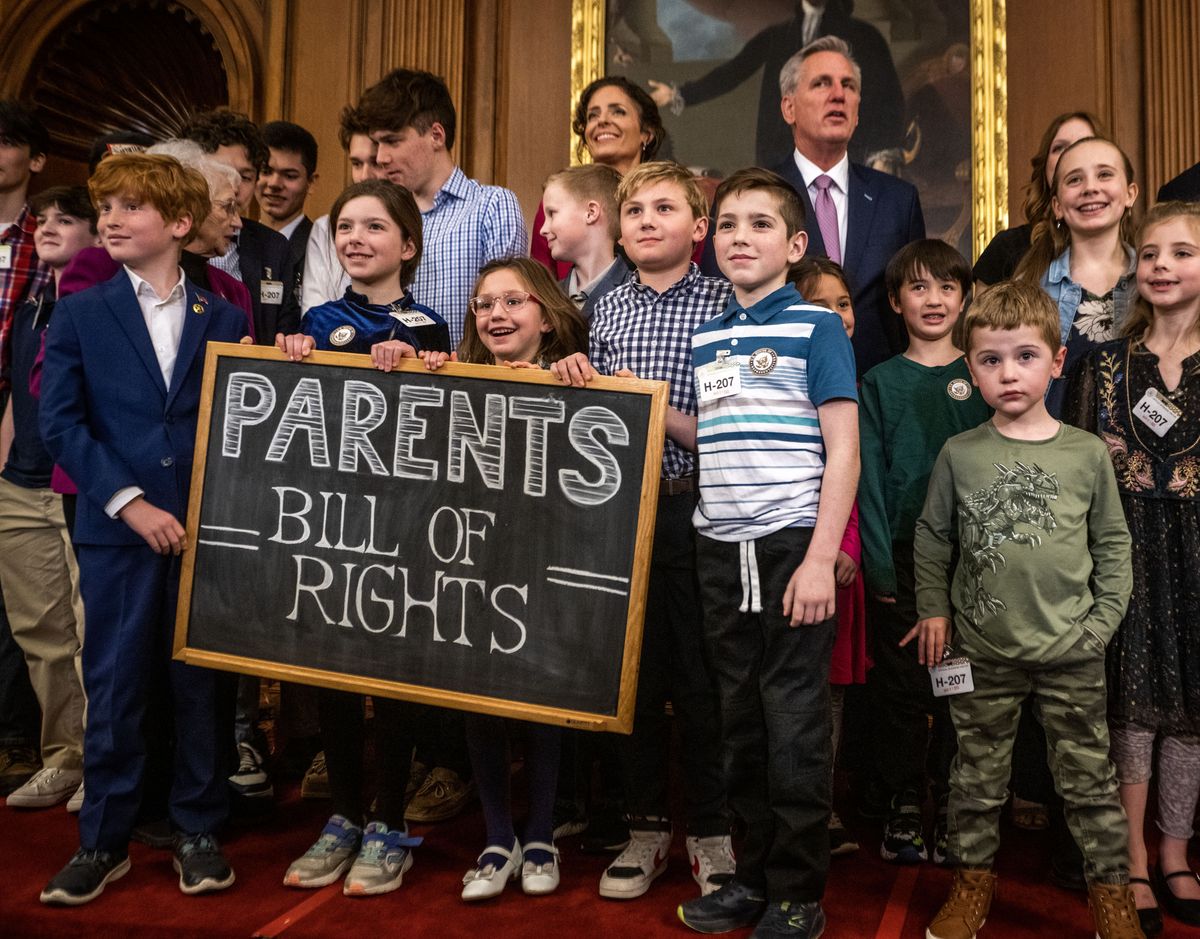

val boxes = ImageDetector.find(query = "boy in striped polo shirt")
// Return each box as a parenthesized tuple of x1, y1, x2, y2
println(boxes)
(678, 168, 859, 939)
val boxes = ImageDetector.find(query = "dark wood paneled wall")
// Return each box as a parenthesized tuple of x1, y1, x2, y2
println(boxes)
(1, 0, 1195, 243)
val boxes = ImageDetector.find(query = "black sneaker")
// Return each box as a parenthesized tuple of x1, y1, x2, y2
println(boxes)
(552, 798, 589, 840)
(580, 806, 630, 854)
(678, 879, 767, 933)
(880, 794, 927, 864)
(40, 849, 131, 906)
(173, 833, 235, 894)
(751, 900, 826, 938)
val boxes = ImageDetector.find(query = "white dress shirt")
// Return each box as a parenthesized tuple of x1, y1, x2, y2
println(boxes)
(792, 149, 850, 260)
(300, 213, 350, 314)
(105, 265, 187, 519)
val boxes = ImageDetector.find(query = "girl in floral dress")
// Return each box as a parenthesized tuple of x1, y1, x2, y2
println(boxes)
(1065, 201, 1200, 935)
(1016, 135, 1139, 416)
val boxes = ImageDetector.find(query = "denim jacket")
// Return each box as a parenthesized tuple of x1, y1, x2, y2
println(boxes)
(1041, 244, 1137, 343)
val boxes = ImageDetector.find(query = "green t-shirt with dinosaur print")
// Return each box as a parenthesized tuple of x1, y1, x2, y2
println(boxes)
(914, 421, 1131, 664)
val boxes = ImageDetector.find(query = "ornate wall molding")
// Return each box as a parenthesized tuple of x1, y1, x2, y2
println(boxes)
(972, 0, 1007, 255)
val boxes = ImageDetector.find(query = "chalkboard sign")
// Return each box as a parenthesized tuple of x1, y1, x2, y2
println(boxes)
(174, 343, 667, 732)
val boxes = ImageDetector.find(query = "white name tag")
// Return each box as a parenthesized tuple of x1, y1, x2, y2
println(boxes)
(696, 356, 741, 403)
(0, 244, 11, 269)
(930, 656, 974, 697)
(1133, 387, 1180, 437)
(260, 279, 284, 304)
(391, 309, 437, 328)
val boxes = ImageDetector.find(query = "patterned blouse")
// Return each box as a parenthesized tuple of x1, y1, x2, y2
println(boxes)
(1065, 338, 1200, 499)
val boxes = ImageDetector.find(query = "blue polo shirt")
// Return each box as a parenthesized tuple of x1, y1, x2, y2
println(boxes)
(692, 283, 857, 541)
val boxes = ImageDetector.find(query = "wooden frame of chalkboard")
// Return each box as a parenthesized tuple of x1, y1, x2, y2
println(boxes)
(173, 343, 667, 733)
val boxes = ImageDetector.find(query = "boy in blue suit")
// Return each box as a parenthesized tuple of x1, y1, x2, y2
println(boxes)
(38, 153, 250, 905)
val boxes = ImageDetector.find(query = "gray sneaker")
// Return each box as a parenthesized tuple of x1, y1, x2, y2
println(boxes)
(283, 815, 362, 888)
(343, 821, 421, 897)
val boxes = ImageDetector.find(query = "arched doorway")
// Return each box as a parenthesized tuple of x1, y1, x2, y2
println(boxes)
(0, 0, 263, 187)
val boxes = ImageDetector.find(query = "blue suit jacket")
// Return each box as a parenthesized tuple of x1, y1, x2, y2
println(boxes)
(773, 156, 925, 375)
(40, 270, 250, 546)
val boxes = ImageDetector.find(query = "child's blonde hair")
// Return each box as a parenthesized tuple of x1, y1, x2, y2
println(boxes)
(546, 164, 622, 241)
(458, 257, 589, 366)
(616, 161, 708, 221)
(962, 279, 1061, 354)
(1123, 200, 1200, 343)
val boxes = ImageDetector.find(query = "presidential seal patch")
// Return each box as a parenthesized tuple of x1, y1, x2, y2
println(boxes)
(947, 377, 972, 400)
(329, 325, 356, 347)
(748, 348, 778, 375)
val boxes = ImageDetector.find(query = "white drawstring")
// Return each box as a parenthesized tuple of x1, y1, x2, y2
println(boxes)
(738, 539, 762, 613)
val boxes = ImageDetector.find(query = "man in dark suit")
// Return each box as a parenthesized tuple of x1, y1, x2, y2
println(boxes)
(1158, 161, 1200, 202)
(772, 35, 925, 375)
(256, 121, 318, 303)
(181, 110, 301, 344)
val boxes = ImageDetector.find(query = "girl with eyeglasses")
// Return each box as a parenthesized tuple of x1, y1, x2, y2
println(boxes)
(405, 257, 586, 899)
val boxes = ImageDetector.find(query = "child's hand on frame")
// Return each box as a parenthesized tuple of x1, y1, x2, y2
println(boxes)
(370, 340, 418, 372)
(900, 616, 952, 666)
(782, 558, 836, 626)
(276, 332, 315, 361)
(550, 352, 596, 387)
(119, 497, 186, 556)
(419, 349, 454, 371)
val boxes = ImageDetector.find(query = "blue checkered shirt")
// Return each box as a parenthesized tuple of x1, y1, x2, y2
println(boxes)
(589, 264, 732, 479)
(409, 167, 528, 346)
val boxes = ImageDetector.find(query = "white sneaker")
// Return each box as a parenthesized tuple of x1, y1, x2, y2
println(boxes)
(66, 782, 85, 813)
(598, 826, 671, 899)
(229, 742, 273, 799)
(7, 767, 83, 809)
(686, 834, 736, 896)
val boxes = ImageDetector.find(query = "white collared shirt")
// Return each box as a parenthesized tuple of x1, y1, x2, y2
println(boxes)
(125, 265, 187, 387)
(278, 215, 304, 241)
(106, 265, 188, 519)
(792, 149, 850, 259)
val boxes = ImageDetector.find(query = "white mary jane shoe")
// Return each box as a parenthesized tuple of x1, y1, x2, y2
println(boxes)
(520, 841, 560, 895)
(461, 839, 522, 901)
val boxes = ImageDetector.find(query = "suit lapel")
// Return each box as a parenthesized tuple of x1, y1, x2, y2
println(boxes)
(777, 158, 826, 258)
(167, 283, 213, 405)
(103, 274, 168, 398)
(843, 163, 879, 276)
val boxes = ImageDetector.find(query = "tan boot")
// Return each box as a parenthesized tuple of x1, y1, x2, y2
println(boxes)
(1088, 881, 1147, 939)
(926, 867, 995, 939)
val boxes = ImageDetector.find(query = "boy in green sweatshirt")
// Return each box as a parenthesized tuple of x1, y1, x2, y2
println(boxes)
(859, 239, 989, 866)
(908, 280, 1142, 939)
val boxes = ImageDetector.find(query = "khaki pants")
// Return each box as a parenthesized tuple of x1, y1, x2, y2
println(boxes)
(0, 475, 85, 769)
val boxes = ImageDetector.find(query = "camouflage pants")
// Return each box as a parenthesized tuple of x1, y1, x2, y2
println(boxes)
(946, 629, 1129, 880)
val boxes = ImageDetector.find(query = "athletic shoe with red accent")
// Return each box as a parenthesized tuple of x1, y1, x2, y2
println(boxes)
(687, 834, 735, 896)
(599, 825, 671, 899)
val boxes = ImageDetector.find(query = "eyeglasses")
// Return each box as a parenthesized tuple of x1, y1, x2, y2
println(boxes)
(213, 199, 238, 217)
(468, 290, 541, 316)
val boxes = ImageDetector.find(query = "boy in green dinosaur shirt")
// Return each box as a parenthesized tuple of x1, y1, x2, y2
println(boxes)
(908, 280, 1140, 939)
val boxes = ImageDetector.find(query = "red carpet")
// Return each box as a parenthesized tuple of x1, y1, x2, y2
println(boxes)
(2, 786, 1196, 938)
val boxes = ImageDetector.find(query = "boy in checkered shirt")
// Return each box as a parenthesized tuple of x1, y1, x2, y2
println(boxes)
(552, 161, 733, 905)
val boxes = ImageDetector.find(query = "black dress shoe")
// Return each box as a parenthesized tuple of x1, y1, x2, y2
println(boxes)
(1154, 864, 1200, 926)
(1129, 876, 1163, 936)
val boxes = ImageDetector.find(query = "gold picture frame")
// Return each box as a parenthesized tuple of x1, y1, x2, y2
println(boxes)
(571, 0, 1008, 257)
